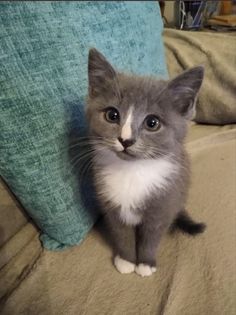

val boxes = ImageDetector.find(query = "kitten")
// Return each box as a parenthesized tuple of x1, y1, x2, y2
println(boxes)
(85, 48, 206, 277)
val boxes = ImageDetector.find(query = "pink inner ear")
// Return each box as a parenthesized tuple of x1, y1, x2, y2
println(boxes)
(185, 99, 197, 120)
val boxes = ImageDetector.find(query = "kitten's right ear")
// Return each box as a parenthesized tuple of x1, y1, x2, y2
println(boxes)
(88, 48, 117, 98)
(167, 66, 204, 119)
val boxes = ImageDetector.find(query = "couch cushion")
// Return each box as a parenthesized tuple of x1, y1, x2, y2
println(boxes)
(0, 2, 167, 250)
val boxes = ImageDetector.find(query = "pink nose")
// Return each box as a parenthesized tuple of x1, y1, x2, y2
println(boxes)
(118, 137, 135, 148)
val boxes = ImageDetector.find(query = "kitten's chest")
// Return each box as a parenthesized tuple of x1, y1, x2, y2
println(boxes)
(97, 158, 177, 224)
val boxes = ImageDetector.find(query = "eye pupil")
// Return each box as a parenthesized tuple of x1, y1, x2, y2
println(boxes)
(145, 115, 160, 131)
(105, 107, 120, 123)
(147, 118, 156, 127)
(108, 110, 118, 120)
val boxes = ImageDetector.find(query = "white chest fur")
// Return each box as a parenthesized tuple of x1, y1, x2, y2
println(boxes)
(97, 158, 178, 225)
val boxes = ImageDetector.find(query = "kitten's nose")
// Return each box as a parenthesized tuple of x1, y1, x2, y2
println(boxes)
(118, 137, 135, 148)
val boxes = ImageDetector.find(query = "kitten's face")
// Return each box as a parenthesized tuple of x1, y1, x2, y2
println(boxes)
(86, 49, 204, 161)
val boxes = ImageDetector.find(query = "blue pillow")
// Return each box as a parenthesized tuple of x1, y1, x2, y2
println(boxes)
(0, 1, 168, 250)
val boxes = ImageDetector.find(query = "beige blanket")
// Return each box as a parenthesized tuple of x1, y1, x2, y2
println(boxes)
(1, 125, 236, 315)
(164, 29, 236, 125)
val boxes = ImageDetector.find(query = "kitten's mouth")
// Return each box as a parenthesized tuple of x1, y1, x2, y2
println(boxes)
(116, 149, 136, 160)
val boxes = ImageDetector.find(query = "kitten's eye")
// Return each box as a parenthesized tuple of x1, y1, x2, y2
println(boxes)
(144, 115, 160, 131)
(104, 107, 120, 123)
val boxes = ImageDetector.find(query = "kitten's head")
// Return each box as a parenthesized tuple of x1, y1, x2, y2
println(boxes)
(86, 48, 204, 161)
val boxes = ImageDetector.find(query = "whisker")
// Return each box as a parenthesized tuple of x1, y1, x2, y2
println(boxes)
(133, 144, 175, 160)
(69, 149, 95, 166)
(79, 158, 95, 183)
(67, 138, 115, 150)
(69, 152, 94, 171)
(68, 145, 107, 172)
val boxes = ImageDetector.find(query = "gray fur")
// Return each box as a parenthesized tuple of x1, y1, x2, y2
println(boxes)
(86, 48, 205, 268)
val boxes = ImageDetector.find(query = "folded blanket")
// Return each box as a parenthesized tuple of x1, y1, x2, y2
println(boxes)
(164, 29, 236, 125)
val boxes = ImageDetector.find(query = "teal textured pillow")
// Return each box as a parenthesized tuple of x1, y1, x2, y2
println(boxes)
(0, 2, 168, 250)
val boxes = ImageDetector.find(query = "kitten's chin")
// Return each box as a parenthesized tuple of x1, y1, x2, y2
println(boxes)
(116, 150, 137, 161)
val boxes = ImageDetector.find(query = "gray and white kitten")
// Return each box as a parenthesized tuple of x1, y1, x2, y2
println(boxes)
(86, 48, 206, 277)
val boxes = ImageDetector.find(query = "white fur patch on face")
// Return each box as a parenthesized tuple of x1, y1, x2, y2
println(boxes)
(135, 264, 157, 277)
(121, 107, 133, 140)
(97, 157, 178, 225)
(114, 255, 135, 274)
(114, 139, 124, 152)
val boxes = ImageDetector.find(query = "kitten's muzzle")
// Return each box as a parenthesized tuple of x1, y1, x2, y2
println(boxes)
(118, 137, 136, 149)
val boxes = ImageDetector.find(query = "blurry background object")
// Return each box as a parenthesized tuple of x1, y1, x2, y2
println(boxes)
(164, 0, 235, 31)
(220, 0, 233, 15)
(174, 0, 221, 30)
(207, 0, 236, 31)
(159, 0, 165, 17)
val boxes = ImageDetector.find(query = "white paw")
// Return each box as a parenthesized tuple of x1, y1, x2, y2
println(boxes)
(135, 264, 157, 277)
(114, 255, 135, 274)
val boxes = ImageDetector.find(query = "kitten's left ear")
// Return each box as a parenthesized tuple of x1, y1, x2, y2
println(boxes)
(88, 48, 118, 98)
(168, 66, 204, 119)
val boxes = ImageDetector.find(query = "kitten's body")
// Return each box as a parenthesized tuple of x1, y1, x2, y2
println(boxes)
(86, 49, 205, 277)
(94, 148, 186, 225)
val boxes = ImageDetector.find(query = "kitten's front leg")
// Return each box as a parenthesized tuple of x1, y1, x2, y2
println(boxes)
(136, 223, 166, 277)
(104, 210, 136, 274)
